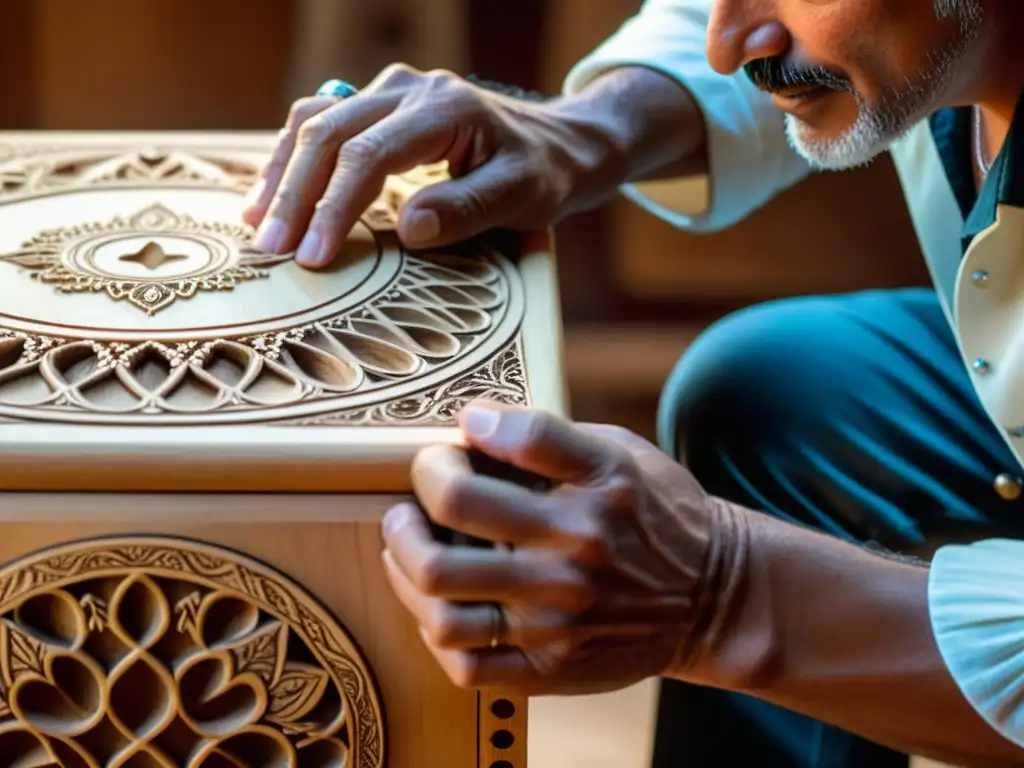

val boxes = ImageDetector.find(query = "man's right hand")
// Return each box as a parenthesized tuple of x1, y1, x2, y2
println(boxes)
(242, 63, 631, 268)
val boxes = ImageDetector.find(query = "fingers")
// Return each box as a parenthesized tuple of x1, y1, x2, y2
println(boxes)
(397, 156, 530, 248)
(383, 548, 507, 647)
(577, 422, 662, 455)
(382, 550, 576, 649)
(423, 641, 631, 694)
(242, 96, 337, 228)
(381, 502, 589, 606)
(380, 503, 613, 692)
(457, 401, 626, 484)
(420, 637, 582, 692)
(252, 90, 405, 259)
(244, 64, 544, 266)
(409, 445, 569, 545)
(294, 109, 461, 267)
(423, 644, 539, 690)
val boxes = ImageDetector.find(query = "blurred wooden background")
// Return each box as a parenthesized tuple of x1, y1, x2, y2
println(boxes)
(0, 0, 929, 439)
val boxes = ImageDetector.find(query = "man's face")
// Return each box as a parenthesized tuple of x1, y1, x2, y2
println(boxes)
(707, 0, 984, 169)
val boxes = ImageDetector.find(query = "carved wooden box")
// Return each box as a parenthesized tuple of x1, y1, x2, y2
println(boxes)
(0, 132, 566, 768)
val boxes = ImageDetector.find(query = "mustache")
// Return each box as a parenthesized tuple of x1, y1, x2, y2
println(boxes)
(744, 57, 850, 94)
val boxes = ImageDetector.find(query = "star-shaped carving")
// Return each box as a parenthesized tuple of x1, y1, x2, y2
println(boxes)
(118, 241, 189, 271)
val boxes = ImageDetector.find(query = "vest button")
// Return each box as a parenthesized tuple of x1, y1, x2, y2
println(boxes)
(994, 473, 1023, 501)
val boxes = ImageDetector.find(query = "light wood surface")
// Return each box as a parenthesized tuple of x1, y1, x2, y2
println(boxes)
(0, 506, 526, 767)
(0, 132, 565, 493)
(481, 690, 529, 767)
(0, 129, 551, 766)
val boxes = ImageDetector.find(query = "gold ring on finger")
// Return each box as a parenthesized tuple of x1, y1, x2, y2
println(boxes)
(488, 603, 507, 649)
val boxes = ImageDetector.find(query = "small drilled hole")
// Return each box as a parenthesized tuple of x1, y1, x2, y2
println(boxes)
(490, 730, 515, 750)
(490, 699, 516, 719)
(490, 762, 514, 768)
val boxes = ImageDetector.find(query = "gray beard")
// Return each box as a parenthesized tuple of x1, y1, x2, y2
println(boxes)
(786, 0, 984, 170)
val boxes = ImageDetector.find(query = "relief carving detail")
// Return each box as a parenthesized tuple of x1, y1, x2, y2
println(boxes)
(0, 148, 259, 199)
(294, 339, 528, 426)
(0, 538, 384, 767)
(0, 203, 290, 316)
(0, 145, 447, 230)
(0, 142, 527, 426)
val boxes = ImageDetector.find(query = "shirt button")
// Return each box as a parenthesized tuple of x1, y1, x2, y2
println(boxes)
(994, 473, 1023, 501)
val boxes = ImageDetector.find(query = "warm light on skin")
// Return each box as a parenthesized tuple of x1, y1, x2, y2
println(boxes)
(709, 0, 985, 170)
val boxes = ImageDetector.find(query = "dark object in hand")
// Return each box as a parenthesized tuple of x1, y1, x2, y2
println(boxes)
(429, 448, 554, 549)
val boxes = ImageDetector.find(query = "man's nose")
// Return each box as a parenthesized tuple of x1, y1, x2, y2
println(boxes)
(706, 0, 789, 74)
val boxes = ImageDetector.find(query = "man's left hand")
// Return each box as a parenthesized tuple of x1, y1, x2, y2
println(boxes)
(380, 399, 720, 695)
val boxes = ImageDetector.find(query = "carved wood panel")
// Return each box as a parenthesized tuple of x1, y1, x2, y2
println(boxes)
(0, 138, 529, 427)
(0, 516, 489, 767)
(0, 536, 385, 767)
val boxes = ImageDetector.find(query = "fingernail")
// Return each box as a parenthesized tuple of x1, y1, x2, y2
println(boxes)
(254, 216, 287, 253)
(295, 230, 326, 267)
(402, 209, 441, 246)
(382, 506, 410, 538)
(243, 179, 266, 210)
(463, 407, 500, 439)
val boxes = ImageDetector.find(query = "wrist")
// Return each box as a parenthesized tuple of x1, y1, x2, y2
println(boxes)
(538, 81, 634, 218)
(665, 496, 754, 684)
(544, 66, 708, 216)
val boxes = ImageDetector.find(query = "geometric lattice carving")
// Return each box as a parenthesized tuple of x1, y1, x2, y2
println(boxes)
(293, 339, 528, 426)
(0, 147, 259, 200)
(0, 252, 521, 423)
(0, 143, 529, 427)
(0, 538, 384, 767)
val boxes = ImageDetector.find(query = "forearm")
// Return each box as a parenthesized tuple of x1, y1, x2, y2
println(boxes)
(542, 66, 709, 216)
(677, 500, 1024, 767)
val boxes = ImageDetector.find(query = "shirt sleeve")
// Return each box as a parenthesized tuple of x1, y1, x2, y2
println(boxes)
(561, 0, 812, 233)
(929, 539, 1024, 748)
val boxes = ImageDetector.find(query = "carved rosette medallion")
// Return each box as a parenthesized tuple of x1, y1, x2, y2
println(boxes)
(0, 143, 528, 426)
(0, 203, 291, 315)
(0, 537, 385, 767)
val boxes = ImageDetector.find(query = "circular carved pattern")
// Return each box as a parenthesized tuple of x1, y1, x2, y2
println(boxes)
(0, 250, 517, 424)
(0, 146, 526, 425)
(0, 537, 384, 767)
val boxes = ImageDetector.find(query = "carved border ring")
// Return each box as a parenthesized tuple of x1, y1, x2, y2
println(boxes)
(0, 535, 386, 767)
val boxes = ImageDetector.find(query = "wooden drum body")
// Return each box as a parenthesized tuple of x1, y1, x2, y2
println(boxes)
(0, 132, 567, 768)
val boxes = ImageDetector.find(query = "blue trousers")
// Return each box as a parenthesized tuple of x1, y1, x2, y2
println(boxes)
(651, 287, 1024, 767)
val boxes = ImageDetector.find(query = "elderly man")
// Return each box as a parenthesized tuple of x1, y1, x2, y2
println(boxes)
(242, 0, 1024, 765)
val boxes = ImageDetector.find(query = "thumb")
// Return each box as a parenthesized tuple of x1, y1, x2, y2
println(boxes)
(577, 423, 663, 457)
(398, 157, 526, 249)
(457, 400, 618, 484)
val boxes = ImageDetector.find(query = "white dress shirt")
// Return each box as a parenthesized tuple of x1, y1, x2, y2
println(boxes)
(559, 0, 1024, 748)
